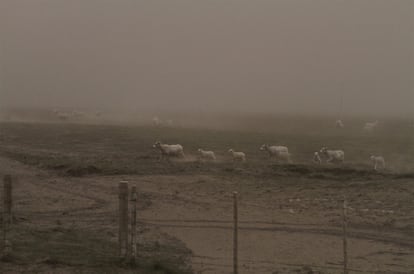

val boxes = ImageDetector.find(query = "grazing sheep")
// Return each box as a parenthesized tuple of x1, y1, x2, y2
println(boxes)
(152, 141, 185, 161)
(152, 116, 161, 127)
(52, 109, 71, 121)
(370, 155, 385, 171)
(260, 144, 291, 163)
(57, 112, 71, 121)
(71, 110, 85, 119)
(364, 120, 379, 132)
(319, 147, 344, 163)
(313, 152, 322, 164)
(197, 149, 216, 161)
(228, 149, 246, 162)
(277, 151, 292, 163)
(335, 119, 344, 128)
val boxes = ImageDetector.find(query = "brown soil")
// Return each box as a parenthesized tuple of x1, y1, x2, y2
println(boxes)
(1, 155, 412, 273)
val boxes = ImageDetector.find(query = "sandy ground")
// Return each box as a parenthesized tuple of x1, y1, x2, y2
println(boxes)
(1, 155, 413, 274)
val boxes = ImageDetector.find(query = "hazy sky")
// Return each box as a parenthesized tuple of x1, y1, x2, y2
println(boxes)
(1, 0, 413, 116)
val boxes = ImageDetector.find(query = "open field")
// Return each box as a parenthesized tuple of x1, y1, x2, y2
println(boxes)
(0, 118, 413, 273)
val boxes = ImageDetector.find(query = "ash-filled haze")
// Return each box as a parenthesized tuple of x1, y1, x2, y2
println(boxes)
(1, 0, 413, 117)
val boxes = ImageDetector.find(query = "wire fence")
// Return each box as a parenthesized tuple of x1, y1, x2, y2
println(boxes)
(1, 174, 411, 274)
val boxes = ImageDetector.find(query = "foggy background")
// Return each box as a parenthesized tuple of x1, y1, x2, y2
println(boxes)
(1, 0, 413, 117)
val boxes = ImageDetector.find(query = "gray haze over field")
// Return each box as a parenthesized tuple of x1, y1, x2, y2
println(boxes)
(1, 0, 413, 117)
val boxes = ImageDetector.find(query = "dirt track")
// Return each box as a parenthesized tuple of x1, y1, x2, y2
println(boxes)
(1, 155, 413, 274)
(126, 174, 414, 274)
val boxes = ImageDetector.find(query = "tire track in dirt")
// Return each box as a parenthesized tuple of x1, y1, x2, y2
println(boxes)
(141, 219, 413, 249)
(2, 152, 413, 273)
(22, 178, 110, 216)
(191, 256, 370, 273)
(0, 155, 110, 214)
(130, 174, 413, 273)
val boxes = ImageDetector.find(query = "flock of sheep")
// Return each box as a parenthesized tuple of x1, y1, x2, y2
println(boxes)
(153, 117, 382, 132)
(53, 109, 102, 121)
(335, 119, 380, 132)
(152, 141, 386, 171)
(152, 116, 174, 127)
(51, 113, 387, 170)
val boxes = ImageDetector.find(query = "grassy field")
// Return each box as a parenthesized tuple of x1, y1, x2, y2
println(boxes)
(0, 117, 413, 273)
(0, 117, 413, 177)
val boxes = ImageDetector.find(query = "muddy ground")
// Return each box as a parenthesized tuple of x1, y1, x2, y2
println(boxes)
(0, 120, 413, 273)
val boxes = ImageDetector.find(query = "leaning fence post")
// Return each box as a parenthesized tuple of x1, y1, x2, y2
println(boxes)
(118, 181, 129, 258)
(3, 175, 13, 255)
(130, 186, 137, 260)
(233, 191, 238, 274)
(342, 196, 348, 274)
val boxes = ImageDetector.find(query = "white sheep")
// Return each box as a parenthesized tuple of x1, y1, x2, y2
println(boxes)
(57, 112, 71, 121)
(52, 109, 70, 121)
(370, 155, 385, 171)
(319, 147, 344, 163)
(228, 149, 246, 162)
(197, 149, 216, 161)
(260, 144, 291, 163)
(335, 119, 344, 128)
(364, 120, 379, 132)
(313, 152, 322, 164)
(277, 151, 292, 163)
(71, 110, 85, 119)
(152, 116, 162, 127)
(152, 141, 185, 161)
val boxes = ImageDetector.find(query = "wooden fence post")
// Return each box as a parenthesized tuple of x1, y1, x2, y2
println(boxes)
(130, 186, 137, 260)
(342, 196, 348, 274)
(233, 191, 238, 274)
(3, 175, 12, 255)
(119, 181, 129, 258)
